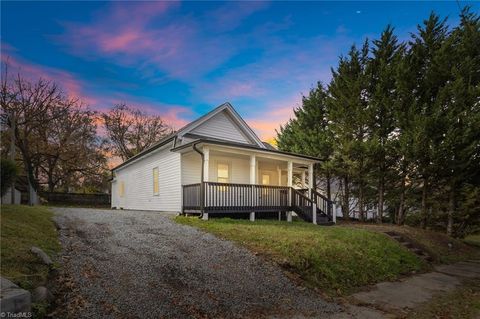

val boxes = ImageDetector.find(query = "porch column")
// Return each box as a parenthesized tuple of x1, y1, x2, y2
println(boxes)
(287, 161, 293, 222)
(250, 154, 256, 222)
(203, 147, 209, 182)
(308, 163, 314, 193)
(301, 171, 306, 188)
(277, 166, 282, 185)
(287, 161, 293, 187)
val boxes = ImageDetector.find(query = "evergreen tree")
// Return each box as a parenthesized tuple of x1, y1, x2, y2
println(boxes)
(277, 83, 334, 199)
(327, 42, 370, 219)
(367, 26, 402, 223)
(408, 13, 449, 228)
(434, 8, 480, 236)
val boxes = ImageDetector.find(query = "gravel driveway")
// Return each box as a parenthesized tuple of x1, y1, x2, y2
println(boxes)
(52, 208, 342, 318)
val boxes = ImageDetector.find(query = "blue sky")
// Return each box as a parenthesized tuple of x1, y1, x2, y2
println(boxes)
(1, 1, 476, 139)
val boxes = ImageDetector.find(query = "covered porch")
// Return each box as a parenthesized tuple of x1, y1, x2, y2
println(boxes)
(175, 142, 334, 224)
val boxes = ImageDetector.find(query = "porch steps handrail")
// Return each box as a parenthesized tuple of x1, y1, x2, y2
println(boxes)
(310, 189, 334, 222)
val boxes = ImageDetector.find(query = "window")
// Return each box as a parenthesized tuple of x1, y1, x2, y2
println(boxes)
(153, 167, 159, 195)
(262, 174, 270, 185)
(119, 181, 125, 197)
(217, 163, 229, 183)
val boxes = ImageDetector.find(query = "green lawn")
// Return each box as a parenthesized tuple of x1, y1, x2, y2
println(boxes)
(175, 217, 427, 295)
(464, 234, 480, 248)
(0, 205, 61, 289)
(346, 223, 480, 264)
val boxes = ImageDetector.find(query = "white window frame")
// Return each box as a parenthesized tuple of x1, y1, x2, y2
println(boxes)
(119, 181, 125, 197)
(217, 161, 230, 183)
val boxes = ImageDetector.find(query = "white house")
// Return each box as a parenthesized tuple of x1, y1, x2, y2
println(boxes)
(111, 103, 335, 224)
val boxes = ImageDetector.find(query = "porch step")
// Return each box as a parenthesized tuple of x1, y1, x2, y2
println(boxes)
(384, 231, 434, 263)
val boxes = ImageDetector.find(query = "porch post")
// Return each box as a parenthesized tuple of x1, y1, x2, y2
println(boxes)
(287, 161, 293, 187)
(277, 166, 282, 185)
(287, 161, 293, 222)
(308, 163, 314, 196)
(250, 154, 256, 222)
(202, 147, 209, 220)
(203, 147, 209, 182)
(332, 203, 337, 224)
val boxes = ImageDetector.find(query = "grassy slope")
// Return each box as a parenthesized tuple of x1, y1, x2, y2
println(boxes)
(464, 234, 480, 248)
(1, 205, 61, 289)
(176, 217, 426, 295)
(344, 223, 480, 263)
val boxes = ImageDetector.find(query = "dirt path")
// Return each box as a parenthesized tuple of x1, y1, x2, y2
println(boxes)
(52, 208, 344, 318)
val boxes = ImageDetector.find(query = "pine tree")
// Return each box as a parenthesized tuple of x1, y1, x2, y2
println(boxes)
(277, 83, 334, 199)
(408, 13, 449, 228)
(367, 26, 402, 223)
(434, 8, 480, 236)
(327, 43, 370, 219)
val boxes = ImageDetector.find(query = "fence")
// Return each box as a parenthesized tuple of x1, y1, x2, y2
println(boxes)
(40, 192, 111, 207)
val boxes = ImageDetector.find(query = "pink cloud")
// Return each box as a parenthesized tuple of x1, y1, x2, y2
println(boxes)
(246, 95, 301, 140)
(1, 47, 192, 132)
(1, 51, 97, 106)
(54, 2, 268, 81)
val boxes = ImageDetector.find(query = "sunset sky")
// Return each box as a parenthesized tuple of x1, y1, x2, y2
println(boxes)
(1, 1, 476, 141)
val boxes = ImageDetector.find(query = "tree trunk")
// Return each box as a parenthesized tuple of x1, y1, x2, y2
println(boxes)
(326, 173, 332, 216)
(376, 175, 384, 223)
(342, 175, 350, 220)
(397, 173, 407, 225)
(420, 176, 429, 229)
(359, 183, 365, 222)
(447, 186, 455, 237)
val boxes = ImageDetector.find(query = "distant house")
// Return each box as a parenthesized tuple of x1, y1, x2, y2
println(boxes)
(111, 103, 335, 225)
(1, 176, 29, 205)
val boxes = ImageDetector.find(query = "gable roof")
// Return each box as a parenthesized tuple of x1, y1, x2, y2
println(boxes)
(112, 103, 267, 171)
(177, 102, 265, 148)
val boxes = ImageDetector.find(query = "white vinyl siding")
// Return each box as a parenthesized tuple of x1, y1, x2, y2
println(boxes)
(111, 144, 181, 212)
(181, 153, 250, 185)
(191, 111, 252, 144)
(181, 152, 202, 185)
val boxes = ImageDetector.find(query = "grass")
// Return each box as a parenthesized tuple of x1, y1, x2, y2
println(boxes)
(408, 278, 480, 319)
(175, 217, 427, 295)
(464, 234, 480, 248)
(344, 223, 480, 264)
(0, 204, 61, 289)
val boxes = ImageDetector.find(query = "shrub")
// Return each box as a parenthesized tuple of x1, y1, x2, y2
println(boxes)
(1, 158, 18, 197)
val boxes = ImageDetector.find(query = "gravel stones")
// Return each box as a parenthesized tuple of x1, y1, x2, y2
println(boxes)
(52, 207, 341, 318)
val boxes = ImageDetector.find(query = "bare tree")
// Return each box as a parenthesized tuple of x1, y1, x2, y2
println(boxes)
(102, 103, 172, 160)
(1, 65, 66, 204)
(1, 63, 109, 199)
(36, 103, 107, 192)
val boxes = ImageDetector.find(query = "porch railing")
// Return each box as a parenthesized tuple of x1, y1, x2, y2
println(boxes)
(182, 183, 202, 212)
(291, 188, 314, 222)
(181, 182, 334, 223)
(204, 182, 290, 213)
